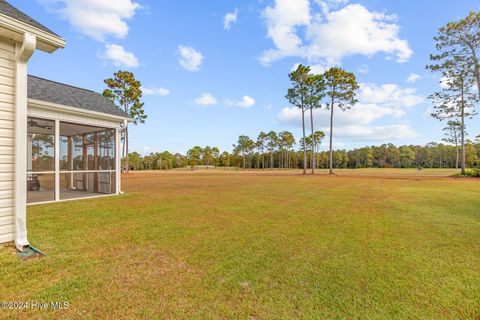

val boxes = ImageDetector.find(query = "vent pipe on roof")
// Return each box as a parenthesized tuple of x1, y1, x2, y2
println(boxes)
(14, 33, 36, 251)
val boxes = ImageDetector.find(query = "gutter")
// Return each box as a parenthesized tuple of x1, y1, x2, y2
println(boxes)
(0, 13, 65, 53)
(14, 33, 36, 251)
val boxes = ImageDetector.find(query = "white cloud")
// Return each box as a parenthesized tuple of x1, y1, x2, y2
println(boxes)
(39, 0, 141, 41)
(309, 64, 327, 74)
(292, 63, 326, 74)
(102, 44, 139, 67)
(142, 87, 170, 96)
(224, 8, 238, 30)
(278, 106, 418, 141)
(194, 93, 217, 106)
(317, 0, 349, 13)
(358, 83, 424, 109)
(335, 124, 418, 140)
(226, 95, 256, 108)
(277, 81, 423, 141)
(261, 1, 412, 66)
(406, 73, 421, 83)
(178, 45, 204, 71)
(261, 0, 311, 65)
(278, 103, 402, 128)
(358, 64, 369, 74)
(192, 94, 255, 108)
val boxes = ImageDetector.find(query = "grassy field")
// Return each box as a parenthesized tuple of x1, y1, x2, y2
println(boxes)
(1, 169, 479, 319)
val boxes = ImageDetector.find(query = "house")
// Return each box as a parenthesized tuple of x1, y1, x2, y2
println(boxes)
(0, 0, 131, 251)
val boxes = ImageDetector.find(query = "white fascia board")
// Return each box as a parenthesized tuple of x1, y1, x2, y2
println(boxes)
(28, 98, 133, 123)
(0, 13, 65, 53)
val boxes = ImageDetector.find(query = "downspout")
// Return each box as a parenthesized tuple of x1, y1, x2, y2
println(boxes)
(14, 33, 36, 251)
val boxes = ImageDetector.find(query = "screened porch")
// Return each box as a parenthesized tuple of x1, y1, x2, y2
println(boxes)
(27, 117, 120, 204)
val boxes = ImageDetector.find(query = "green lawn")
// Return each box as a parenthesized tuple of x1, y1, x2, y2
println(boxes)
(1, 169, 479, 319)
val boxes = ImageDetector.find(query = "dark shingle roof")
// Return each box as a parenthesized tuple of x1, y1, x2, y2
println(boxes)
(0, 0, 59, 37)
(28, 75, 129, 119)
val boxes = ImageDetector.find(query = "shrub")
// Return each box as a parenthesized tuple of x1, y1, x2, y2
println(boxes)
(463, 168, 480, 177)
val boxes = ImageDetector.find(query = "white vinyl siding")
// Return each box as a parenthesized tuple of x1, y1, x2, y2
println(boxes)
(0, 38, 15, 244)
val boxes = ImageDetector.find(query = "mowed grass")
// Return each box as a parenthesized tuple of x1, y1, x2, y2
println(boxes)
(1, 169, 479, 319)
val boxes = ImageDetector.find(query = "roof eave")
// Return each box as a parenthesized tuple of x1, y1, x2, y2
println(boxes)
(28, 98, 133, 122)
(0, 12, 65, 53)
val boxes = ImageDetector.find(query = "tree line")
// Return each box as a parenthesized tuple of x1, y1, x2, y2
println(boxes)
(126, 133, 480, 171)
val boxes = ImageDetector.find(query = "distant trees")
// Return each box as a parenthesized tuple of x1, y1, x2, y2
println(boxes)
(442, 120, 463, 168)
(219, 151, 231, 168)
(202, 146, 214, 167)
(310, 131, 326, 169)
(234, 136, 255, 169)
(266, 131, 278, 169)
(125, 137, 480, 171)
(286, 65, 310, 174)
(465, 143, 478, 166)
(187, 146, 203, 169)
(127, 152, 143, 171)
(399, 146, 415, 168)
(279, 131, 295, 169)
(324, 67, 359, 174)
(256, 131, 267, 169)
(305, 74, 326, 174)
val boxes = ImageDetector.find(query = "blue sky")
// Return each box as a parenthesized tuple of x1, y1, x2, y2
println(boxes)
(12, 0, 480, 154)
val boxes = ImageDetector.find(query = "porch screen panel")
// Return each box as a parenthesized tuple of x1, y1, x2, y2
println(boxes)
(27, 117, 55, 203)
(59, 122, 116, 200)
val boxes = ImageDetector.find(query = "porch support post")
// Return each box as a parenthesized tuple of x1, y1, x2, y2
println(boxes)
(68, 136, 74, 189)
(82, 135, 87, 191)
(54, 119, 60, 201)
(14, 33, 36, 251)
(116, 127, 121, 194)
(93, 132, 98, 193)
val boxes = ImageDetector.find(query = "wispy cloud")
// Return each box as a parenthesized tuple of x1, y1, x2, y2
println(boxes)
(142, 87, 170, 96)
(38, 0, 142, 41)
(225, 95, 256, 108)
(178, 46, 204, 72)
(406, 73, 421, 83)
(193, 93, 217, 106)
(223, 8, 238, 30)
(101, 44, 139, 68)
